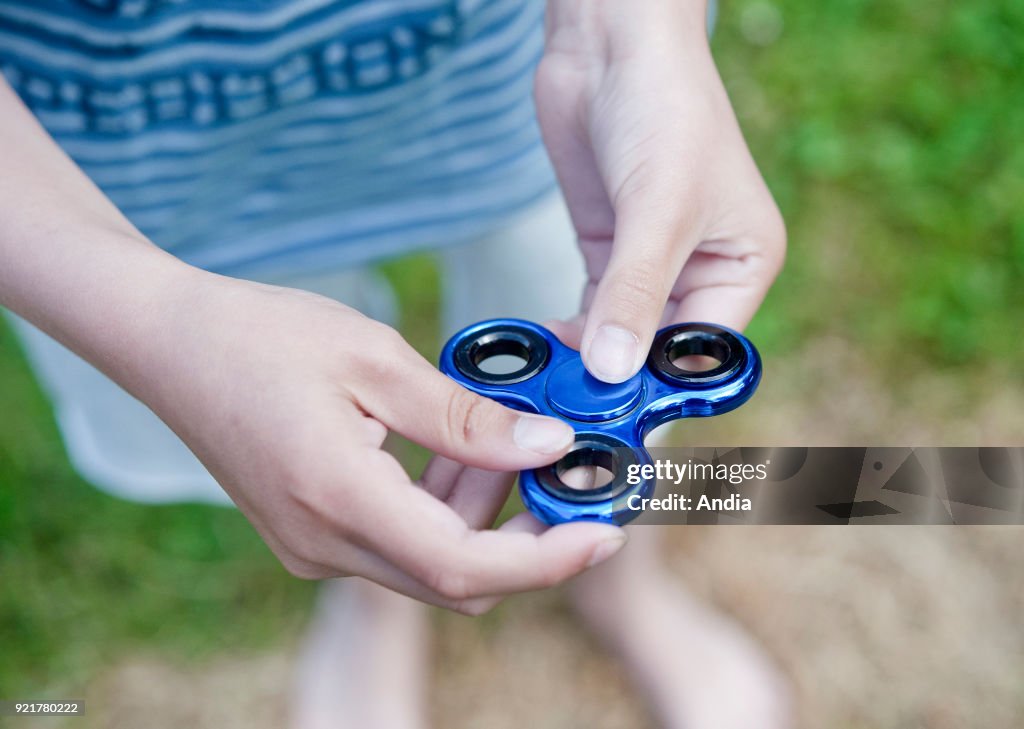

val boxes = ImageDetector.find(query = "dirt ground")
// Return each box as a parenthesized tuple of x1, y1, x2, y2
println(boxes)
(32, 527, 1021, 729)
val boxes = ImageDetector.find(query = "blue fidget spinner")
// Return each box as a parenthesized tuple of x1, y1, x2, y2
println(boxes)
(440, 319, 762, 525)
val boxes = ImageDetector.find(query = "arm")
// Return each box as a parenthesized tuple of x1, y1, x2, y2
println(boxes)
(538, 0, 786, 377)
(0, 78, 625, 613)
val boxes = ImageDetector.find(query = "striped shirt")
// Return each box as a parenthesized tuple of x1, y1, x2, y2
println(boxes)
(0, 0, 555, 277)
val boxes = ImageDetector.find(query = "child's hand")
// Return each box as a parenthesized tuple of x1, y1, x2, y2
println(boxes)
(126, 275, 627, 614)
(0, 78, 626, 615)
(537, 0, 786, 379)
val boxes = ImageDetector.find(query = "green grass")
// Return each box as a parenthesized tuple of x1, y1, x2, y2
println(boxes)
(0, 320, 317, 698)
(2, 0, 1023, 705)
(717, 0, 1024, 369)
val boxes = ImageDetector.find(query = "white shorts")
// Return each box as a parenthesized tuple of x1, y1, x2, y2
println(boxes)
(9, 192, 585, 505)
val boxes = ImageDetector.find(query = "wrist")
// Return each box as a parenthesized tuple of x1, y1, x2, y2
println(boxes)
(4, 223, 208, 404)
(91, 243, 212, 404)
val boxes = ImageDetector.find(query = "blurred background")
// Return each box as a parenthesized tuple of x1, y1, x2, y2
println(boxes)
(2, 0, 1022, 727)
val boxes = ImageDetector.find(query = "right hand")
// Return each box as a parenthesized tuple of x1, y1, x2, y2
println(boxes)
(135, 272, 626, 615)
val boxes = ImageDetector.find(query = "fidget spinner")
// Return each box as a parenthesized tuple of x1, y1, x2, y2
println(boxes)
(440, 319, 762, 525)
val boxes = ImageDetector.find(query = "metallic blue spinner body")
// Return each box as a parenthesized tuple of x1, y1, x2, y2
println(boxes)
(440, 319, 761, 525)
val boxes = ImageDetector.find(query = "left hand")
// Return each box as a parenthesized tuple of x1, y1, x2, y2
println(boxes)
(536, 0, 786, 379)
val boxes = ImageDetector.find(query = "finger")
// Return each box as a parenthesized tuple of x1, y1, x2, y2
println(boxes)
(353, 550, 502, 616)
(355, 480, 627, 600)
(418, 455, 466, 502)
(418, 455, 516, 529)
(313, 448, 624, 608)
(670, 281, 769, 333)
(351, 333, 575, 471)
(558, 463, 599, 491)
(298, 535, 502, 616)
(497, 511, 548, 535)
(443, 467, 517, 529)
(290, 446, 509, 613)
(579, 171, 702, 384)
(667, 234, 787, 332)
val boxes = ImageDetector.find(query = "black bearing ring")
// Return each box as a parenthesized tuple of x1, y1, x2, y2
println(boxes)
(535, 433, 641, 504)
(648, 323, 747, 386)
(452, 323, 550, 386)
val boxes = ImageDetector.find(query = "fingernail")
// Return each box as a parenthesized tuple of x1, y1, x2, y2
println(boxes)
(587, 325, 640, 383)
(513, 415, 575, 454)
(587, 535, 627, 567)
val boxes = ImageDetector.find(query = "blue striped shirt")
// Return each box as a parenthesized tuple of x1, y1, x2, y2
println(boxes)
(0, 0, 555, 276)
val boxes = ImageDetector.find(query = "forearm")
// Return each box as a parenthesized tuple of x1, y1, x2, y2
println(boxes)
(0, 78, 203, 399)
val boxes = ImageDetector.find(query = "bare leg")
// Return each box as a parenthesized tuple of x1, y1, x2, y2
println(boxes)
(568, 525, 793, 729)
(289, 578, 429, 729)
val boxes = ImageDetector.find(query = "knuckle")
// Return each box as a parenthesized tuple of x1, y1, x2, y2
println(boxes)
(278, 551, 330, 580)
(287, 479, 352, 538)
(759, 208, 788, 277)
(351, 325, 408, 382)
(374, 324, 408, 356)
(428, 566, 472, 603)
(534, 53, 586, 101)
(763, 205, 788, 251)
(282, 532, 326, 568)
(533, 55, 562, 94)
(607, 266, 666, 319)
(444, 388, 499, 449)
(286, 470, 326, 513)
(537, 561, 564, 590)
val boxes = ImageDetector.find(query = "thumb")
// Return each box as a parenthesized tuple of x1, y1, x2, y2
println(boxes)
(352, 336, 575, 471)
(580, 182, 701, 383)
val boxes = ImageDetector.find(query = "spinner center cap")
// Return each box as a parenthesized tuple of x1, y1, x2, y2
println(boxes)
(545, 359, 645, 422)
